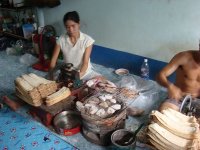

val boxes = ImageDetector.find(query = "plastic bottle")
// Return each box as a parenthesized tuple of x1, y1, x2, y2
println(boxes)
(141, 58, 149, 80)
(32, 15, 38, 32)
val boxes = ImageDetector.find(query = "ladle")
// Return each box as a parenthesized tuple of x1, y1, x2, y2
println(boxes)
(124, 123, 144, 144)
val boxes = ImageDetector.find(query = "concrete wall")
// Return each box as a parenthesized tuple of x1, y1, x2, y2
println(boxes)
(42, 0, 200, 62)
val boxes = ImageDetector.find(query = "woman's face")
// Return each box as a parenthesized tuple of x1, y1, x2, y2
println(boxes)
(65, 20, 80, 36)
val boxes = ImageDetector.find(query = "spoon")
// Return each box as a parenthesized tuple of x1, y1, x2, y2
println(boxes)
(124, 123, 145, 144)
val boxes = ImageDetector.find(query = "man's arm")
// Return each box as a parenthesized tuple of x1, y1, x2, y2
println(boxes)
(156, 52, 187, 100)
(79, 45, 93, 78)
(157, 60, 178, 88)
(157, 52, 187, 87)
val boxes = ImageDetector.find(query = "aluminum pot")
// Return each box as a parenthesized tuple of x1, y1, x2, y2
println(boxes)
(53, 110, 81, 136)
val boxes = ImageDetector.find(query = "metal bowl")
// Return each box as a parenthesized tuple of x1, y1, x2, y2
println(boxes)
(111, 129, 136, 150)
(53, 110, 81, 136)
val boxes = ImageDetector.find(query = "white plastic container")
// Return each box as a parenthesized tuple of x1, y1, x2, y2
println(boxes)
(13, 0, 24, 7)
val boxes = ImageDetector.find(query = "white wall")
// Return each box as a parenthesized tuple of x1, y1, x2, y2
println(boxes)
(42, 0, 200, 62)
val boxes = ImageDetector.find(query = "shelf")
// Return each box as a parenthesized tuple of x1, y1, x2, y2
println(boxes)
(0, 4, 35, 40)
(0, 31, 27, 40)
(0, 6, 31, 11)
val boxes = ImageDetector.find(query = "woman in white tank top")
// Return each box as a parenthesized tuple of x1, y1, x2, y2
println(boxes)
(49, 11, 99, 80)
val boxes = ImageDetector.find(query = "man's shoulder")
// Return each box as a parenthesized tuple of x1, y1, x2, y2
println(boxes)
(175, 50, 194, 58)
(171, 50, 197, 65)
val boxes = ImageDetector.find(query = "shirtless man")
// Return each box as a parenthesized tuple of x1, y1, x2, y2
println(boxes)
(157, 50, 200, 111)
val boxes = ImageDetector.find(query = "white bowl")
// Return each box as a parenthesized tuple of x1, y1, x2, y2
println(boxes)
(115, 68, 129, 76)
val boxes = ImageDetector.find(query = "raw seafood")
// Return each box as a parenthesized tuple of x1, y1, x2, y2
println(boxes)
(88, 97, 100, 105)
(111, 104, 121, 110)
(104, 94, 113, 100)
(109, 98, 117, 104)
(107, 107, 116, 114)
(96, 108, 106, 117)
(89, 105, 99, 115)
(98, 95, 106, 101)
(118, 88, 138, 99)
(99, 102, 109, 108)
(76, 101, 84, 111)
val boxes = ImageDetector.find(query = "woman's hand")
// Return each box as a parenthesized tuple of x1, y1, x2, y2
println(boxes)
(79, 71, 84, 79)
(168, 83, 183, 101)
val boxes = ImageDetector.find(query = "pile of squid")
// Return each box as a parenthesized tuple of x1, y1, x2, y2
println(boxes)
(76, 94, 122, 119)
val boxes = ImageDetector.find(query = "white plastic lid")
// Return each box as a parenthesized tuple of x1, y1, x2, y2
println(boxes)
(144, 59, 148, 62)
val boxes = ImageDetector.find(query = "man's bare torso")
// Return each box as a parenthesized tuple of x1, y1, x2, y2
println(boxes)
(175, 51, 200, 98)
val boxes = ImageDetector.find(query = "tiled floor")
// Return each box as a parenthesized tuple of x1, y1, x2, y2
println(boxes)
(0, 51, 167, 150)
(0, 51, 79, 150)
(0, 106, 78, 150)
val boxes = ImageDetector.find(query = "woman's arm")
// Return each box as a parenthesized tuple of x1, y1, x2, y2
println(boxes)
(79, 45, 93, 78)
(49, 44, 61, 80)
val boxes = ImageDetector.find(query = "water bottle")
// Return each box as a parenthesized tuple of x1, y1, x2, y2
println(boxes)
(141, 58, 149, 80)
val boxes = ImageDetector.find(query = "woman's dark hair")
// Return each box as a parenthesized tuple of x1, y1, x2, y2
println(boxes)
(63, 11, 80, 24)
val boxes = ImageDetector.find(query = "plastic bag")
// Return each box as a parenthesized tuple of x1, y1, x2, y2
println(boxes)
(116, 75, 161, 114)
(130, 77, 161, 114)
(129, 94, 160, 114)
(115, 76, 139, 105)
(6, 47, 17, 55)
(19, 53, 38, 66)
(116, 75, 159, 94)
(116, 75, 137, 90)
